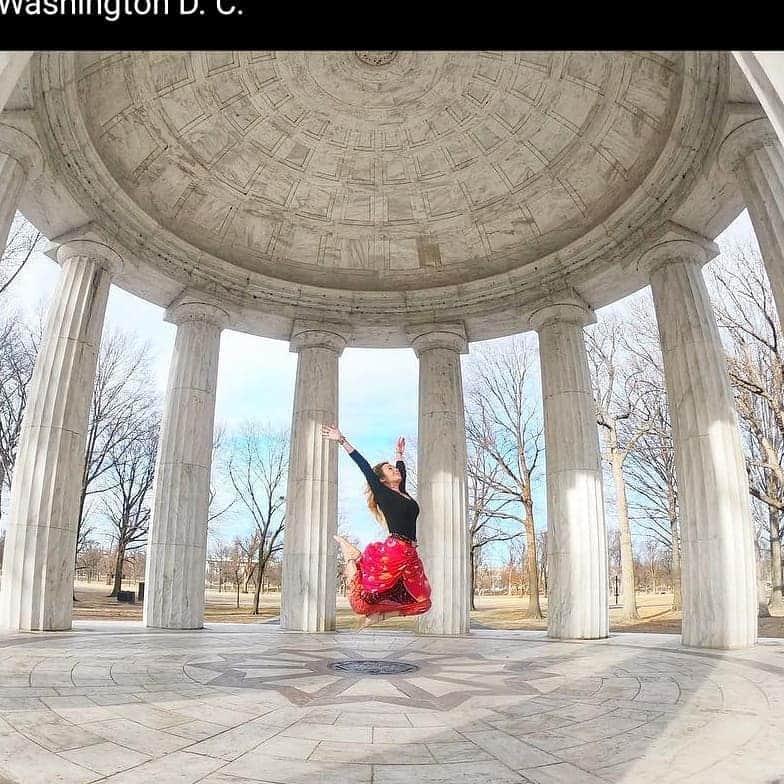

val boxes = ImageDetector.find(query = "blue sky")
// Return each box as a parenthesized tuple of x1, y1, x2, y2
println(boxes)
(4, 210, 757, 561)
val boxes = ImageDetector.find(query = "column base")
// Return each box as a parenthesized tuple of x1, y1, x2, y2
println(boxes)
(546, 631, 610, 642)
(144, 623, 205, 631)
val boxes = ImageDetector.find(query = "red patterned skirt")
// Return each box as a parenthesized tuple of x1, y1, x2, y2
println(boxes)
(348, 535, 432, 617)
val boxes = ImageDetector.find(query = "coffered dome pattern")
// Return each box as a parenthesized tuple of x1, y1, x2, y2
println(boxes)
(17, 50, 736, 342)
(76, 51, 680, 290)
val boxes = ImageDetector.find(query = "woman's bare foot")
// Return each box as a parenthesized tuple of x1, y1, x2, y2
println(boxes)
(359, 612, 385, 630)
(334, 535, 361, 562)
(334, 535, 361, 582)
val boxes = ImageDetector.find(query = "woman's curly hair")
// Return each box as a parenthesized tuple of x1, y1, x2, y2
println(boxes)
(364, 461, 389, 529)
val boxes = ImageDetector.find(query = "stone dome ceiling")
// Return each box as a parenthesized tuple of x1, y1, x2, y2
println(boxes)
(20, 51, 740, 344)
(77, 51, 678, 290)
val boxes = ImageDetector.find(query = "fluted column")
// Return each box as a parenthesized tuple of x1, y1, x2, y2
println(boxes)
(0, 117, 43, 252)
(531, 300, 608, 640)
(281, 322, 347, 632)
(718, 117, 784, 328)
(732, 54, 784, 148)
(0, 240, 120, 631)
(408, 325, 469, 636)
(643, 237, 757, 649)
(143, 299, 228, 630)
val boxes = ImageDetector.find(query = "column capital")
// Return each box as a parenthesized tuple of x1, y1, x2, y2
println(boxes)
(289, 320, 350, 354)
(55, 238, 124, 275)
(0, 112, 43, 181)
(633, 223, 718, 278)
(165, 293, 231, 329)
(717, 116, 780, 174)
(406, 323, 468, 357)
(529, 292, 594, 332)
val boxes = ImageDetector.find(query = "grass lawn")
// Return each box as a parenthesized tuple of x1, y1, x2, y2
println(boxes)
(72, 581, 784, 637)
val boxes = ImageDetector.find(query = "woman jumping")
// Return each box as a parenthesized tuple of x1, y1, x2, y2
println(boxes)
(321, 424, 432, 630)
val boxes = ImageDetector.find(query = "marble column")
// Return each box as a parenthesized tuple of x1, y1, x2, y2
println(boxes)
(643, 238, 757, 649)
(281, 322, 347, 632)
(531, 301, 608, 640)
(732, 53, 784, 148)
(718, 117, 784, 328)
(0, 240, 120, 631)
(0, 117, 43, 252)
(143, 299, 228, 630)
(408, 325, 470, 636)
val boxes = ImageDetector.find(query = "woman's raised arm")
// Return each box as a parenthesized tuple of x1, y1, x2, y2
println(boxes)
(395, 436, 407, 493)
(321, 423, 355, 454)
(395, 436, 406, 494)
(321, 424, 379, 487)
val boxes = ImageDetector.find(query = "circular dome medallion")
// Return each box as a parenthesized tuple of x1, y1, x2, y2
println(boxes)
(355, 51, 399, 67)
(275, 51, 445, 121)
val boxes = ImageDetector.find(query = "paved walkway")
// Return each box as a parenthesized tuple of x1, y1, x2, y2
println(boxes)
(0, 622, 782, 783)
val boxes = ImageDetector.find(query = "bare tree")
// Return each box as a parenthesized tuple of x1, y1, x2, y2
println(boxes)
(208, 540, 228, 591)
(466, 413, 524, 610)
(208, 425, 234, 532)
(0, 308, 37, 517)
(0, 214, 44, 296)
(209, 537, 247, 609)
(473, 546, 490, 596)
(751, 497, 774, 617)
(622, 304, 682, 611)
(237, 532, 258, 594)
(225, 421, 287, 616)
(710, 243, 784, 613)
(642, 537, 668, 594)
(464, 336, 544, 618)
(536, 529, 548, 596)
(76, 330, 158, 565)
(607, 526, 621, 602)
(586, 315, 658, 620)
(102, 420, 159, 596)
(76, 542, 105, 583)
(227, 538, 248, 608)
(504, 536, 525, 595)
(626, 422, 681, 607)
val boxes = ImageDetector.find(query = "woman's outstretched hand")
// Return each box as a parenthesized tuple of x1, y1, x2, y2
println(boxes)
(322, 423, 343, 442)
(395, 436, 405, 456)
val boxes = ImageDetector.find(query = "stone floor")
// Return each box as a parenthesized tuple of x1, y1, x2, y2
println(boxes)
(0, 623, 783, 784)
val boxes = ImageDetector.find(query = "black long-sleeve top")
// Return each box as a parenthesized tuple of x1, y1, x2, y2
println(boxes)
(349, 449, 420, 542)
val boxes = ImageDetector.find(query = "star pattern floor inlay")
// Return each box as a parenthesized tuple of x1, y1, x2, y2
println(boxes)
(0, 622, 783, 783)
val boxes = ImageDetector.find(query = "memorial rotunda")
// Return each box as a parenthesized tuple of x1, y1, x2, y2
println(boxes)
(1, 51, 783, 652)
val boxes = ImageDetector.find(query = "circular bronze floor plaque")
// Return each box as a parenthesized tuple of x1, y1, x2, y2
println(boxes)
(329, 660, 419, 676)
